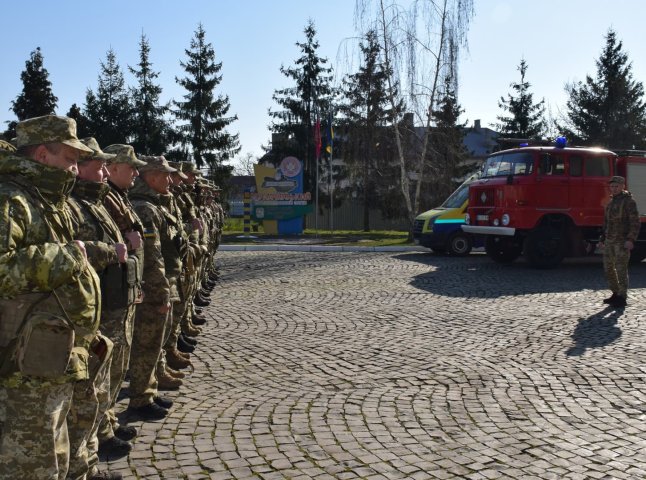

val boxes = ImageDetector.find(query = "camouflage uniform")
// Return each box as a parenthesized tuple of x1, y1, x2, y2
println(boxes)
(0, 116, 100, 480)
(601, 179, 640, 299)
(127, 157, 180, 409)
(98, 144, 146, 441)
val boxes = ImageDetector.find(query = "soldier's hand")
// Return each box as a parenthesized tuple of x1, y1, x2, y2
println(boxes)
(115, 243, 128, 263)
(73, 240, 87, 261)
(158, 302, 171, 314)
(625, 240, 634, 251)
(125, 230, 143, 250)
(192, 218, 204, 235)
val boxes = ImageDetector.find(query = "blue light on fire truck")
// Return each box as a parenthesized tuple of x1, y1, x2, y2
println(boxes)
(555, 136, 567, 148)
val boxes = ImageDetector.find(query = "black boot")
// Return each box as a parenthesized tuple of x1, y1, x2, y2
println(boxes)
(98, 436, 132, 458)
(194, 295, 210, 307)
(114, 425, 137, 441)
(180, 332, 198, 346)
(603, 293, 618, 304)
(127, 402, 168, 421)
(177, 335, 196, 353)
(154, 396, 174, 409)
(610, 295, 627, 308)
(192, 314, 207, 326)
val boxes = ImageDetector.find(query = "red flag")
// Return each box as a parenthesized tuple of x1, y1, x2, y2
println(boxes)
(314, 118, 322, 159)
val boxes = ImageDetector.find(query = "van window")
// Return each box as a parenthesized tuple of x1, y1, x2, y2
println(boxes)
(569, 156, 583, 176)
(441, 183, 469, 208)
(585, 157, 610, 176)
(539, 154, 565, 175)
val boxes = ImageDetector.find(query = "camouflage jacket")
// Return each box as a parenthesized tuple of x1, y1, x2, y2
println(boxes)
(68, 180, 123, 272)
(0, 154, 101, 384)
(602, 191, 641, 243)
(129, 179, 180, 304)
(104, 181, 144, 250)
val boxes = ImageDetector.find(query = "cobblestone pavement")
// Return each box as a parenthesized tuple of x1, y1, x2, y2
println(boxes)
(105, 251, 646, 479)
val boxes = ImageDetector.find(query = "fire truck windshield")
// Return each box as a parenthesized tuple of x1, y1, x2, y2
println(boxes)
(482, 152, 534, 178)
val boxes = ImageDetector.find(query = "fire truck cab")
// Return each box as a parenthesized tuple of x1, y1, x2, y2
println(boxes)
(462, 144, 646, 268)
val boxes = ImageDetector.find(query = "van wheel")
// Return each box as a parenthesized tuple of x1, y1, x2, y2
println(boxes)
(448, 232, 472, 256)
(524, 226, 564, 269)
(485, 236, 521, 264)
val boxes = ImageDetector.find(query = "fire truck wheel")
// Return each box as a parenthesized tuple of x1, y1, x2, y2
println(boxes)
(524, 226, 564, 269)
(485, 236, 521, 264)
(447, 232, 472, 256)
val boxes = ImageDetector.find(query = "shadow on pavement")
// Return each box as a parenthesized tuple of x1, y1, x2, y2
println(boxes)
(397, 252, 646, 298)
(566, 307, 624, 356)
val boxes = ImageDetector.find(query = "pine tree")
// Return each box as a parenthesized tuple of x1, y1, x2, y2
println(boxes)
(339, 30, 398, 230)
(12, 47, 58, 121)
(562, 29, 646, 149)
(173, 23, 240, 184)
(495, 59, 546, 139)
(66, 103, 90, 139)
(84, 48, 132, 147)
(129, 33, 172, 155)
(268, 20, 336, 192)
(428, 76, 470, 205)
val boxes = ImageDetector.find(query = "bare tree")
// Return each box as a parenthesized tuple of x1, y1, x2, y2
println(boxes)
(232, 152, 257, 176)
(354, 0, 474, 235)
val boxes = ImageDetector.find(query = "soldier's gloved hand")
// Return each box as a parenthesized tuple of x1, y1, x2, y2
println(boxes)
(192, 218, 204, 235)
(73, 240, 87, 261)
(625, 240, 634, 251)
(125, 230, 142, 250)
(115, 243, 128, 263)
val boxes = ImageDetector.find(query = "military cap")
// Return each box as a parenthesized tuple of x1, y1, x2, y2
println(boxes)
(181, 162, 202, 176)
(79, 137, 117, 162)
(168, 161, 189, 180)
(609, 176, 626, 185)
(0, 139, 16, 153)
(138, 155, 177, 173)
(103, 144, 147, 167)
(16, 115, 93, 154)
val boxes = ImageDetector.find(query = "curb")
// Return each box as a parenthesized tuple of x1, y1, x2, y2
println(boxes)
(219, 244, 428, 253)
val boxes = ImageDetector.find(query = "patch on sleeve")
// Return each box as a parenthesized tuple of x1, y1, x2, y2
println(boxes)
(143, 228, 156, 239)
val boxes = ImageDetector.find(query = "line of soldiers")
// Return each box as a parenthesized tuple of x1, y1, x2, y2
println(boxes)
(0, 115, 224, 480)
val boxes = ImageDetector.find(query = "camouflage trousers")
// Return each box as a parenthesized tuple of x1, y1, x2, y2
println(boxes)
(603, 242, 631, 297)
(67, 347, 112, 480)
(97, 307, 136, 443)
(162, 299, 187, 362)
(128, 305, 170, 408)
(0, 381, 74, 480)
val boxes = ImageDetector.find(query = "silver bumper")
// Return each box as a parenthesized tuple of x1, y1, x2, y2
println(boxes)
(461, 225, 516, 236)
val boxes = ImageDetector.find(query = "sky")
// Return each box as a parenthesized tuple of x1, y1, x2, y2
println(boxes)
(2, 1, 646, 169)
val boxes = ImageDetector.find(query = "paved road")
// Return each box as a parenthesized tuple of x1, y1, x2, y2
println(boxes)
(106, 251, 646, 479)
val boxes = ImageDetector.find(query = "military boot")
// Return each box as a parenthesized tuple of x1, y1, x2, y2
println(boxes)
(88, 470, 123, 480)
(114, 425, 137, 442)
(180, 332, 198, 346)
(192, 312, 207, 326)
(177, 335, 195, 354)
(182, 323, 202, 337)
(98, 436, 132, 458)
(166, 348, 192, 370)
(165, 367, 186, 379)
(603, 293, 618, 304)
(158, 371, 183, 390)
(194, 293, 210, 307)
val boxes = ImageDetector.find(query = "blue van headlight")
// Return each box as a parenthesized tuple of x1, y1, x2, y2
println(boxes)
(502, 214, 510, 226)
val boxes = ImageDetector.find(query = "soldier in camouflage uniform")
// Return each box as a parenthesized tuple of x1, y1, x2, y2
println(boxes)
(98, 144, 146, 443)
(126, 156, 180, 420)
(66, 138, 126, 480)
(0, 115, 101, 480)
(599, 175, 641, 308)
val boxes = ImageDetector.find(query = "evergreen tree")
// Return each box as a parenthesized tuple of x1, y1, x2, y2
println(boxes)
(562, 29, 646, 148)
(129, 33, 172, 155)
(173, 23, 240, 184)
(339, 30, 398, 230)
(84, 48, 132, 147)
(12, 47, 58, 121)
(66, 103, 90, 139)
(495, 59, 546, 139)
(268, 20, 336, 192)
(428, 76, 470, 206)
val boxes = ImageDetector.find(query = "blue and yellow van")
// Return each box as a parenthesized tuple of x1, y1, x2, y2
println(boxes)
(412, 175, 481, 255)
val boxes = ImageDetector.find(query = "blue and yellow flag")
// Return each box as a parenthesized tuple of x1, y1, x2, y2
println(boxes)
(324, 113, 334, 155)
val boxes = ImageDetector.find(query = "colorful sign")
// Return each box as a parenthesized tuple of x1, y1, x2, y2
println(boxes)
(253, 157, 313, 234)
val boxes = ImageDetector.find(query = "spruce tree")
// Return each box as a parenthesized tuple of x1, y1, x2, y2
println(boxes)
(173, 23, 240, 184)
(12, 47, 58, 121)
(562, 29, 646, 149)
(66, 103, 90, 139)
(84, 48, 132, 147)
(129, 33, 172, 155)
(268, 20, 336, 192)
(339, 30, 397, 230)
(495, 59, 546, 139)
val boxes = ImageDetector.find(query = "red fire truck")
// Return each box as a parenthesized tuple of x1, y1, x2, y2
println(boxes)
(462, 142, 646, 268)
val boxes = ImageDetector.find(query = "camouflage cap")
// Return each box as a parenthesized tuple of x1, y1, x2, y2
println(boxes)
(181, 162, 202, 176)
(138, 155, 177, 173)
(609, 176, 626, 185)
(168, 161, 189, 180)
(103, 144, 147, 167)
(16, 115, 94, 154)
(79, 137, 117, 162)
